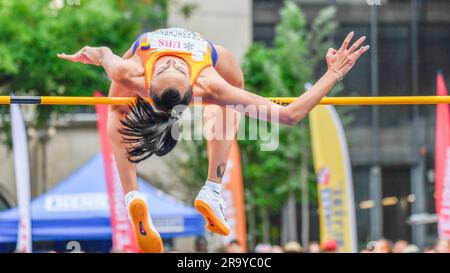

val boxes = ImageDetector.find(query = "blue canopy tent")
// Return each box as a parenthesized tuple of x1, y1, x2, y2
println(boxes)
(0, 153, 204, 251)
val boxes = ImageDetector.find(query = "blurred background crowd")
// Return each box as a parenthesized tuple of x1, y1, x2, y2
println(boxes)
(189, 237, 450, 253)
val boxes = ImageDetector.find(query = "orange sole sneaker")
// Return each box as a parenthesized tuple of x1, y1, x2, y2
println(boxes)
(129, 198, 164, 253)
(194, 200, 230, 236)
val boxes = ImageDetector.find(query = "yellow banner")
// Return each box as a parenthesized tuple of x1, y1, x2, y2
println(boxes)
(309, 105, 357, 252)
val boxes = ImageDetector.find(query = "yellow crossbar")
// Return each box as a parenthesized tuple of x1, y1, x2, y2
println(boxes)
(0, 96, 449, 106)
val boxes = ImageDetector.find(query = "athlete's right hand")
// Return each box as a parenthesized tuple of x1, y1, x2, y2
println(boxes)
(57, 46, 109, 66)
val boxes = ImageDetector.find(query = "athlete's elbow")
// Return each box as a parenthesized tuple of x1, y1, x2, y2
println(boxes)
(282, 116, 301, 126)
(280, 108, 306, 126)
(111, 66, 132, 85)
(199, 77, 226, 104)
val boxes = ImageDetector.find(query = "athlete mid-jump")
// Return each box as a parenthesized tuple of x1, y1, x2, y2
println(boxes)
(58, 27, 368, 252)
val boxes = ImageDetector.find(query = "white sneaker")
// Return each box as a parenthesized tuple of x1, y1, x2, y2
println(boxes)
(127, 195, 164, 253)
(194, 186, 230, 236)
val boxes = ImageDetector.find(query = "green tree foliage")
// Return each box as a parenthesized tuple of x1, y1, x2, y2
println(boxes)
(0, 0, 167, 144)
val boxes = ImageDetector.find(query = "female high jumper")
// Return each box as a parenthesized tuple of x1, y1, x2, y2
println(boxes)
(57, 27, 369, 252)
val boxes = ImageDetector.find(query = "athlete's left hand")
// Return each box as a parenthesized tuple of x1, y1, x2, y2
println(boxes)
(57, 46, 106, 66)
(326, 31, 370, 80)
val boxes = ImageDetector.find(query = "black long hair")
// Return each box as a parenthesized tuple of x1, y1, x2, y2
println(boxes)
(119, 87, 192, 163)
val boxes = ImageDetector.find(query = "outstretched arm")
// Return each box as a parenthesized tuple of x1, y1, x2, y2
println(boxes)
(57, 46, 146, 93)
(205, 32, 369, 125)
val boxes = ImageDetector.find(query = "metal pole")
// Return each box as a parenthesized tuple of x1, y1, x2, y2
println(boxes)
(410, 0, 427, 249)
(411, 148, 427, 249)
(300, 145, 309, 248)
(370, 166, 383, 240)
(369, 3, 383, 241)
(287, 160, 298, 242)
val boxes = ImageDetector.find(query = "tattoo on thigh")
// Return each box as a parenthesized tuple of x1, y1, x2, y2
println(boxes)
(216, 162, 227, 178)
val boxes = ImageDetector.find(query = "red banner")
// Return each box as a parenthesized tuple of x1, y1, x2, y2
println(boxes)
(222, 141, 247, 252)
(94, 91, 138, 252)
(435, 73, 450, 239)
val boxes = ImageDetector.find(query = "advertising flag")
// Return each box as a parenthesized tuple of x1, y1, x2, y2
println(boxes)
(435, 72, 450, 239)
(309, 105, 357, 252)
(10, 104, 32, 253)
(94, 91, 138, 252)
(221, 141, 247, 252)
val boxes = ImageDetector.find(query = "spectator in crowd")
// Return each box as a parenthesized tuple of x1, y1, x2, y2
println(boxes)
(434, 239, 449, 253)
(214, 246, 226, 253)
(271, 245, 284, 253)
(308, 241, 321, 253)
(255, 243, 272, 253)
(110, 249, 125, 253)
(283, 241, 302, 253)
(195, 236, 208, 253)
(225, 239, 244, 253)
(366, 240, 377, 252)
(373, 238, 392, 253)
(424, 246, 436, 253)
(321, 239, 338, 253)
(392, 240, 409, 253)
(401, 244, 419, 253)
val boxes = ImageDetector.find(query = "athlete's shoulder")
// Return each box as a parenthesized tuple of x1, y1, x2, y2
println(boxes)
(193, 66, 224, 101)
